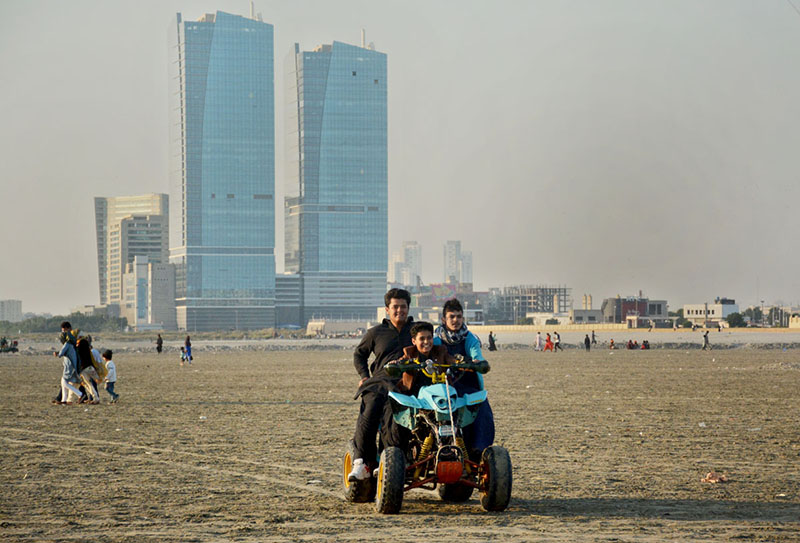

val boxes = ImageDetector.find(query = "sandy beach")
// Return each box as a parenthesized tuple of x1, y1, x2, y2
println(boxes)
(2, 346, 799, 542)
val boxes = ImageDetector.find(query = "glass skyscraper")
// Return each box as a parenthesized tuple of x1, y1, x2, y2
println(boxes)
(285, 41, 387, 322)
(170, 11, 276, 330)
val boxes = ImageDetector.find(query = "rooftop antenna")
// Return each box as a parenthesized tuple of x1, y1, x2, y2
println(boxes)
(361, 28, 365, 48)
(250, 0, 255, 20)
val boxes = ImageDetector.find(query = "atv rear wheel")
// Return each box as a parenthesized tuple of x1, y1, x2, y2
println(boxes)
(374, 446, 405, 514)
(438, 482, 474, 502)
(343, 439, 375, 502)
(479, 445, 512, 511)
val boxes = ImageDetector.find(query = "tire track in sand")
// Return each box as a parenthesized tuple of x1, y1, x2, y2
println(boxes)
(1, 427, 342, 500)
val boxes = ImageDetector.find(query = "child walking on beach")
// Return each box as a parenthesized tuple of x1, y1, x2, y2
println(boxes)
(102, 350, 120, 403)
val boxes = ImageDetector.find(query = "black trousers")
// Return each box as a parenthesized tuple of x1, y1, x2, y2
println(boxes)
(353, 390, 387, 465)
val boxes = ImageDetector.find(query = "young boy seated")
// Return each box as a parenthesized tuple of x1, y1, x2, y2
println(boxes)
(394, 321, 458, 394)
(381, 322, 460, 452)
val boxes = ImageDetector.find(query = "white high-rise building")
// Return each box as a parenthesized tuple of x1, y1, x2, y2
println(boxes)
(121, 256, 177, 330)
(459, 250, 473, 284)
(443, 240, 461, 283)
(402, 241, 422, 286)
(443, 241, 472, 284)
(388, 251, 404, 283)
(94, 194, 168, 306)
(0, 300, 23, 323)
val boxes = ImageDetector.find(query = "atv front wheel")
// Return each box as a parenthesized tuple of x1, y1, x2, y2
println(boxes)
(374, 446, 405, 514)
(479, 445, 512, 511)
(343, 439, 375, 502)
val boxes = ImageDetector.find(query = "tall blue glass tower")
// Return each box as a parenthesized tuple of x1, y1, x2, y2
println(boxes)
(285, 41, 387, 322)
(170, 11, 275, 330)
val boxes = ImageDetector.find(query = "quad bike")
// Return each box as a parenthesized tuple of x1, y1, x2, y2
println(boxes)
(342, 358, 512, 514)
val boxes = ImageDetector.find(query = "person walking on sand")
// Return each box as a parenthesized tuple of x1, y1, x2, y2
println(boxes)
(544, 333, 554, 352)
(702, 330, 711, 350)
(101, 349, 120, 403)
(591, 330, 597, 345)
(553, 331, 563, 352)
(584, 334, 591, 351)
(156, 334, 163, 354)
(53, 324, 83, 404)
(534, 331, 542, 351)
(184, 336, 193, 362)
(488, 331, 497, 351)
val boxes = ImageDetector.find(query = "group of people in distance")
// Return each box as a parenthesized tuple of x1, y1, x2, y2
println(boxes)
(347, 289, 495, 482)
(607, 339, 651, 350)
(52, 321, 118, 404)
(154, 333, 195, 365)
(533, 331, 565, 352)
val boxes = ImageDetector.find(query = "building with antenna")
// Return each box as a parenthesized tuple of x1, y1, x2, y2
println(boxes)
(169, 9, 276, 330)
(284, 35, 387, 323)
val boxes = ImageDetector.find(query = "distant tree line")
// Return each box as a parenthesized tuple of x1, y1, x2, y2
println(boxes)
(0, 313, 128, 335)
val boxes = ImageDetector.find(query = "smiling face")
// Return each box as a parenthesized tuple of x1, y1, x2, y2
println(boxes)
(443, 310, 464, 332)
(386, 298, 409, 329)
(412, 329, 434, 355)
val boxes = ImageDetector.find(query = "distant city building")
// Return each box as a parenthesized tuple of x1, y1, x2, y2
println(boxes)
(389, 241, 422, 287)
(602, 294, 669, 327)
(402, 241, 422, 286)
(0, 300, 23, 323)
(284, 39, 387, 323)
(443, 241, 473, 285)
(94, 194, 168, 306)
(459, 250, 473, 285)
(683, 298, 739, 326)
(170, 11, 276, 331)
(489, 285, 572, 324)
(120, 256, 177, 330)
(409, 283, 488, 323)
(107, 214, 168, 306)
(443, 241, 461, 283)
(388, 251, 404, 284)
(569, 293, 601, 324)
(275, 273, 301, 328)
(569, 309, 603, 324)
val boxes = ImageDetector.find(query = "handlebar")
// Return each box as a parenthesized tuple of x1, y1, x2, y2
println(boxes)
(385, 358, 489, 378)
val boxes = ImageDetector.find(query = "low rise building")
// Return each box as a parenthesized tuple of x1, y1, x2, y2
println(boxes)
(601, 294, 669, 327)
(683, 298, 739, 326)
(570, 308, 604, 324)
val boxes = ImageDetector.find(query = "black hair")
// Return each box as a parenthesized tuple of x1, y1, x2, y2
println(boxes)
(410, 321, 434, 338)
(102, 349, 113, 360)
(384, 288, 411, 307)
(60, 321, 71, 330)
(442, 298, 463, 316)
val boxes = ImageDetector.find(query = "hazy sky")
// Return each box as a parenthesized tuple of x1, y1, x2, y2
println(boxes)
(1, 0, 799, 315)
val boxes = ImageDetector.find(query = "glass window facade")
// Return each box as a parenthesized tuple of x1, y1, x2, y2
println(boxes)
(285, 41, 387, 320)
(170, 11, 276, 330)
